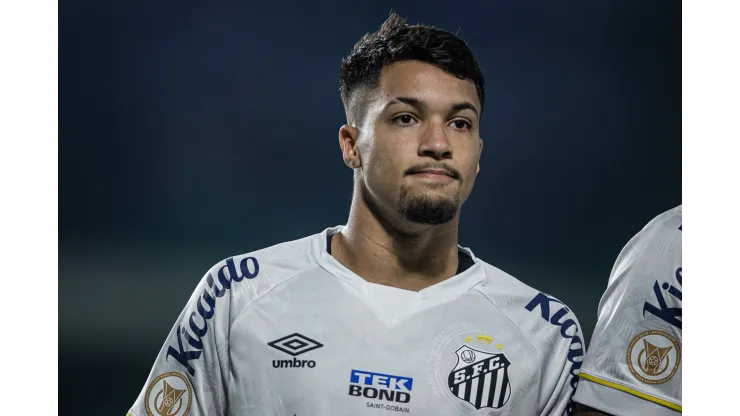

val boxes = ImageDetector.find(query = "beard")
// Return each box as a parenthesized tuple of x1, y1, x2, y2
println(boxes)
(396, 186, 459, 225)
(359, 180, 460, 226)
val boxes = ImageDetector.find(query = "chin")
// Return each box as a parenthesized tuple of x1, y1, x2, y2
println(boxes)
(397, 190, 460, 225)
(408, 189, 457, 205)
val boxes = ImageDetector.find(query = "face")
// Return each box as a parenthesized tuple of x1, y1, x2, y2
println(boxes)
(340, 60, 483, 226)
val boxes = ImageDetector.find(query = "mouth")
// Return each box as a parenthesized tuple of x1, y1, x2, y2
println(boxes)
(406, 167, 459, 182)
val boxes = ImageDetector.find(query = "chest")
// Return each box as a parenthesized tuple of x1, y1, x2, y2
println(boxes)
(227, 289, 546, 415)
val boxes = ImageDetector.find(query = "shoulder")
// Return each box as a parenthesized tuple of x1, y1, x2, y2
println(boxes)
(196, 230, 324, 311)
(211, 231, 317, 282)
(636, 205, 682, 243)
(608, 205, 682, 286)
(476, 261, 548, 303)
(622, 205, 682, 256)
(471, 258, 585, 395)
(644, 204, 682, 234)
(474, 260, 584, 349)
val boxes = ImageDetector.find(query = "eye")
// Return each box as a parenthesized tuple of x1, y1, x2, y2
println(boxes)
(392, 114, 418, 126)
(450, 119, 472, 131)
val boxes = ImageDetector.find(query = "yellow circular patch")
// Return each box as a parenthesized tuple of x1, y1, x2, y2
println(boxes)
(144, 372, 193, 416)
(626, 330, 680, 385)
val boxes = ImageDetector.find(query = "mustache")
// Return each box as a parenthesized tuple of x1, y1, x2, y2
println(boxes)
(405, 163, 462, 180)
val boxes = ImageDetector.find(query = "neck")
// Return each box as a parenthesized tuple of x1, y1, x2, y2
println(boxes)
(331, 188, 461, 292)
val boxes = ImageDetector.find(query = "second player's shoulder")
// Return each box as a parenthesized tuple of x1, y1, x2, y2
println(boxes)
(643, 204, 682, 235)
(606, 205, 682, 291)
(638, 204, 682, 245)
(619, 205, 682, 261)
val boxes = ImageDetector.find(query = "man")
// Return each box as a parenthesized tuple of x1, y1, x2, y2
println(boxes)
(574, 205, 682, 415)
(128, 13, 584, 416)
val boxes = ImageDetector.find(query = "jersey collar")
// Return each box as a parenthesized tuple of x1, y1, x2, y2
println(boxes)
(311, 226, 485, 302)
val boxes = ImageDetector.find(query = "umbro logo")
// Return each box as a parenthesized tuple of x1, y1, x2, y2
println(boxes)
(268, 333, 324, 356)
(268, 333, 323, 369)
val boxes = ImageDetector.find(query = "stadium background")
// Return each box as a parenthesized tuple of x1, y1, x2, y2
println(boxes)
(59, 1, 680, 414)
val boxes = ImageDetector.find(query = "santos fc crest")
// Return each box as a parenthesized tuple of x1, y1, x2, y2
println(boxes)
(448, 345, 512, 410)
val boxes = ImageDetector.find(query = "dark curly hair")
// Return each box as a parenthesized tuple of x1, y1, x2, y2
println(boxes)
(339, 12, 485, 124)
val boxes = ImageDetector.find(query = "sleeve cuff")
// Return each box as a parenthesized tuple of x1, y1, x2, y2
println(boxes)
(573, 372, 681, 415)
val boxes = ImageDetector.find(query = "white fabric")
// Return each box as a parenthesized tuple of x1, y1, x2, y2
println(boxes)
(574, 206, 682, 414)
(129, 226, 585, 416)
(575, 377, 679, 416)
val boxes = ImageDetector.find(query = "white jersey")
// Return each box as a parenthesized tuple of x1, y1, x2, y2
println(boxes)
(574, 206, 682, 415)
(128, 226, 584, 416)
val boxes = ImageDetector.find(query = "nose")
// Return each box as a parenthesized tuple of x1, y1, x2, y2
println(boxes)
(418, 119, 452, 160)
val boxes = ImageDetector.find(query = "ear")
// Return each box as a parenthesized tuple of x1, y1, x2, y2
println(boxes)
(476, 137, 484, 174)
(339, 124, 362, 169)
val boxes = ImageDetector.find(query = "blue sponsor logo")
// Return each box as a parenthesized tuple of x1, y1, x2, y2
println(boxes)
(350, 369, 413, 391)
(166, 256, 259, 376)
(525, 293, 583, 416)
(643, 266, 682, 330)
(349, 369, 413, 403)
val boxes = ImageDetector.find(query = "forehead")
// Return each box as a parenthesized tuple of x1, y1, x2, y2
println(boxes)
(376, 60, 480, 110)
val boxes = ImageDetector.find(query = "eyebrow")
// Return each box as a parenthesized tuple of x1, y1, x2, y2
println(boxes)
(386, 96, 479, 119)
(449, 102, 479, 119)
(385, 96, 425, 113)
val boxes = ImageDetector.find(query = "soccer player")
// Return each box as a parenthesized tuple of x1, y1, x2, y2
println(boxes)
(128, 13, 584, 416)
(574, 205, 682, 415)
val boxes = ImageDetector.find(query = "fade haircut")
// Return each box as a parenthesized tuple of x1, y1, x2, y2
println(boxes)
(339, 12, 485, 125)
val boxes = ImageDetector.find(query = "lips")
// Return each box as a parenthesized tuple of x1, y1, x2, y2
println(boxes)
(407, 168, 459, 181)
(414, 169, 454, 177)
(407, 169, 459, 184)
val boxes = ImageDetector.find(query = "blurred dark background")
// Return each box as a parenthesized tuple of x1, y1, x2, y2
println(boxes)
(59, 1, 680, 414)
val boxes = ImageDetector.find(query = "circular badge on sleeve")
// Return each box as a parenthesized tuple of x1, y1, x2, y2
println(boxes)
(627, 330, 681, 385)
(144, 372, 193, 416)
